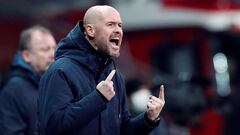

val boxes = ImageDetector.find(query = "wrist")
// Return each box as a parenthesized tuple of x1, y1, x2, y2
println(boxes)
(146, 113, 160, 122)
(144, 113, 160, 128)
(96, 90, 109, 102)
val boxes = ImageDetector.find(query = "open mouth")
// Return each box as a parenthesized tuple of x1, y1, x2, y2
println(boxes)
(110, 38, 119, 46)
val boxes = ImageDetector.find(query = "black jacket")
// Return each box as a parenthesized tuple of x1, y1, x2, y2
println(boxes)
(37, 21, 158, 135)
(0, 52, 40, 135)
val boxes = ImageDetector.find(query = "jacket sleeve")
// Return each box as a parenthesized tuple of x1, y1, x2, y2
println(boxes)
(0, 85, 27, 135)
(38, 69, 107, 135)
(121, 97, 159, 135)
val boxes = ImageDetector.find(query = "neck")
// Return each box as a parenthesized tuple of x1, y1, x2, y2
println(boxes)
(85, 35, 98, 50)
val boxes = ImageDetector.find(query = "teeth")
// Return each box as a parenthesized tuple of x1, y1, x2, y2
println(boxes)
(110, 39, 119, 45)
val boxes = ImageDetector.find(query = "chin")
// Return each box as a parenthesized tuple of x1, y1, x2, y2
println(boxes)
(111, 53, 120, 58)
(109, 50, 119, 56)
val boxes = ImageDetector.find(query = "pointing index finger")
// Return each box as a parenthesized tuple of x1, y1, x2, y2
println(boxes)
(105, 70, 116, 81)
(159, 85, 165, 101)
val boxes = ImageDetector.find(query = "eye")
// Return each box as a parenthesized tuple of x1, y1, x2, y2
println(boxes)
(41, 47, 50, 52)
(107, 22, 113, 26)
(118, 23, 122, 28)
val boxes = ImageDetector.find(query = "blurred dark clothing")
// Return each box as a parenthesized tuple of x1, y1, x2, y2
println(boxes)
(37, 21, 158, 135)
(224, 82, 240, 135)
(0, 52, 40, 135)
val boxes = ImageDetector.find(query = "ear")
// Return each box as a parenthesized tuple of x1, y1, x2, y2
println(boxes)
(22, 50, 31, 63)
(85, 24, 95, 38)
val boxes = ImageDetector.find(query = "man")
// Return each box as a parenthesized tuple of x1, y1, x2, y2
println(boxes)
(37, 5, 165, 135)
(0, 25, 56, 135)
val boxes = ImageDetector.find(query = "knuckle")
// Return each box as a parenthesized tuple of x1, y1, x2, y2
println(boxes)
(161, 101, 165, 105)
(107, 83, 112, 88)
(110, 81, 113, 85)
(152, 106, 156, 110)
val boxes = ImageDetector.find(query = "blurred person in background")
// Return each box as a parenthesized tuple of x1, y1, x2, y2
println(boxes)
(125, 78, 151, 116)
(0, 25, 56, 135)
(37, 5, 165, 135)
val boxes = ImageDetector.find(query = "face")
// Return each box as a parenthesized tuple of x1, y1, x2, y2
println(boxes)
(93, 8, 123, 58)
(26, 31, 56, 75)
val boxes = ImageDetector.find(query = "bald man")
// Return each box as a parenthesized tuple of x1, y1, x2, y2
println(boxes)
(37, 5, 165, 135)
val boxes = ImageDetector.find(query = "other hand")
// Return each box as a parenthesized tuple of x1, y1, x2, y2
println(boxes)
(146, 85, 165, 121)
(96, 70, 116, 101)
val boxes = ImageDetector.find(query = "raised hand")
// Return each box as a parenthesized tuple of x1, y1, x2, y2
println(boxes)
(96, 70, 116, 101)
(146, 85, 165, 121)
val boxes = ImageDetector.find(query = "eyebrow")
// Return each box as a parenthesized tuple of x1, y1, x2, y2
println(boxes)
(106, 21, 122, 25)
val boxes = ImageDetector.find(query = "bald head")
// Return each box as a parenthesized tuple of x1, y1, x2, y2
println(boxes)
(83, 5, 120, 25)
(83, 5, 123, 58)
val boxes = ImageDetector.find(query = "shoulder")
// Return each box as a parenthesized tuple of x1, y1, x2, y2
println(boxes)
(40, 58, 86, 85)
(48, 57, 84, 74)
(0, 76, 35, 105)
(52, 57, 76, 70)
(1, 76, 32, 95)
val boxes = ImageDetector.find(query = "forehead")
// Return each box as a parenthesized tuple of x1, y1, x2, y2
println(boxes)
(29, 31, 55, 48)
(100, 8, 122, 23)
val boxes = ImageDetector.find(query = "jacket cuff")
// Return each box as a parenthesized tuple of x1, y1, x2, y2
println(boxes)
(96, 90, 109, 103)
(144, 113, 160, 128)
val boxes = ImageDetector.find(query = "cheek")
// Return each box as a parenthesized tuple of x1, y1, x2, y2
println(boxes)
(29, 55, 39, 63)
(98, 29, 110, 40)
(97, 35, 109, 46)
(35, 53, 48, 63)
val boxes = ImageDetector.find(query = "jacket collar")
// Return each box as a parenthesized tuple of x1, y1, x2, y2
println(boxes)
(55, 21, 113, 74)
(10, 51, 40, 86)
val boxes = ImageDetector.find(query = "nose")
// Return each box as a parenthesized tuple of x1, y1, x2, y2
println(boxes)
(114, 26, 122, 35)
